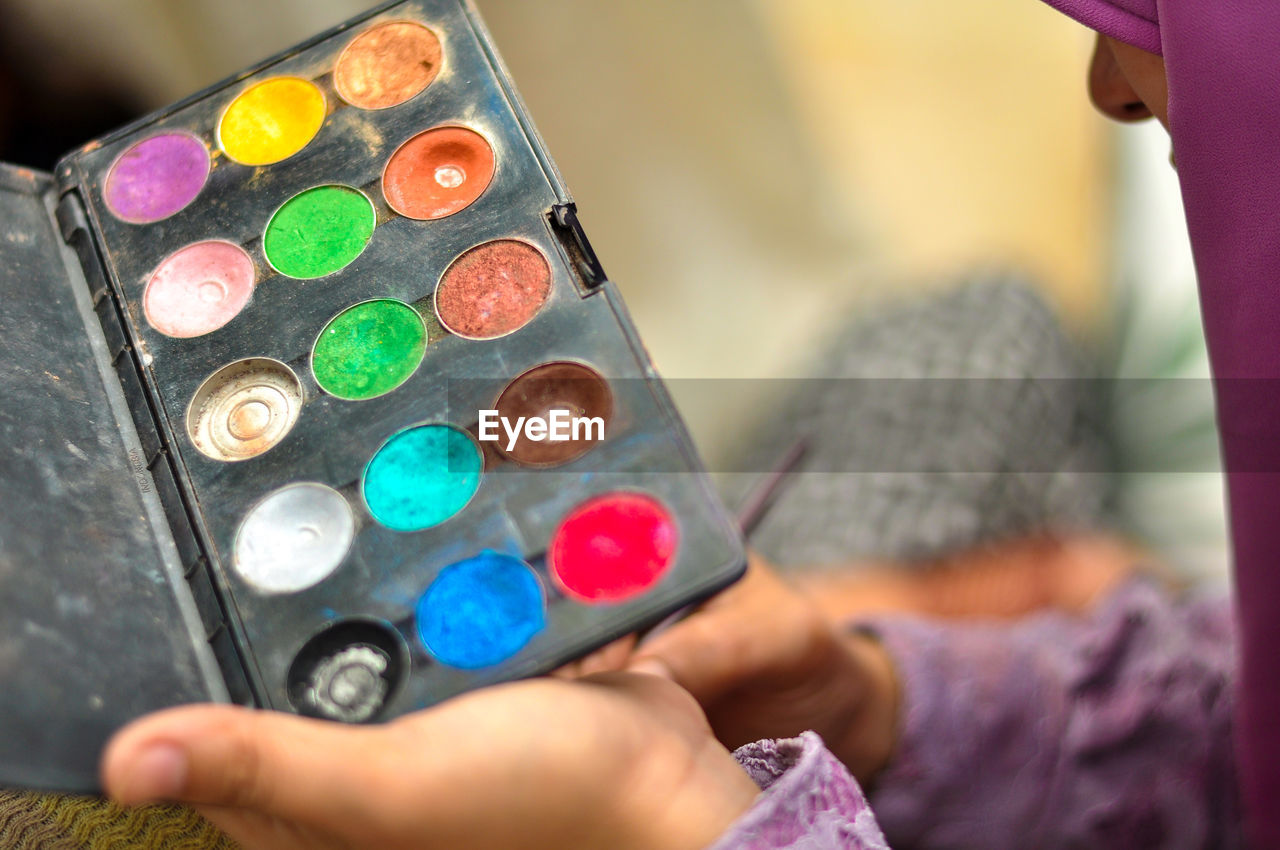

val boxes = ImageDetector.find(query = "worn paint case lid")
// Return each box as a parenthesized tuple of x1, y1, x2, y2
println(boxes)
(0, 164, 226, 792)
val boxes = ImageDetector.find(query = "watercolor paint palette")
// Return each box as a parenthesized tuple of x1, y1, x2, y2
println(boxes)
(0, 0, 744, 791)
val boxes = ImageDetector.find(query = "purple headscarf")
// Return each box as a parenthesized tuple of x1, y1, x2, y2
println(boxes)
(1039, 0, 1280, 844)
(1043, 0, 1160, 53)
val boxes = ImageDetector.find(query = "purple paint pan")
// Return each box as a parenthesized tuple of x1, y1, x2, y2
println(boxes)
(103, 132, 210, 224)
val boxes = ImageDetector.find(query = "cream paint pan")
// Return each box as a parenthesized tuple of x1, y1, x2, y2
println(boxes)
(0, 0, 745, 793)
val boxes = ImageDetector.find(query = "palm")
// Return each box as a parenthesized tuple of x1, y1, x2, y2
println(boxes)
(103, 673, 757, 850)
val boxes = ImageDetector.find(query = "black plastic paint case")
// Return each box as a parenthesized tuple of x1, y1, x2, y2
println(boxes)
(0, 0, 744, 792)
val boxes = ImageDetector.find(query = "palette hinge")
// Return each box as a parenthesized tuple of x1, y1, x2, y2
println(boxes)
(56, 193, 158, 455)
(54, 187, 260, 708)
(549, 203, 608, 292)
(54, 193, 109, 305)
(209, 625, 254, 705)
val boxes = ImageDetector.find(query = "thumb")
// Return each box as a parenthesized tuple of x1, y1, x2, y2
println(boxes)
(627, 559, 819, 706)
(628, 607, 751, 705)
(101, 704, 386, 824)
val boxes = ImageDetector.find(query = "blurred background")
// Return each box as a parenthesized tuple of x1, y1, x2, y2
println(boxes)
(0, 0, 1227, 584)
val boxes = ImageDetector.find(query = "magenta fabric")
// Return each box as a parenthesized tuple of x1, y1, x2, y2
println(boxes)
(1036, 1, 1280, 844)
(1041, 0, 1160, 53)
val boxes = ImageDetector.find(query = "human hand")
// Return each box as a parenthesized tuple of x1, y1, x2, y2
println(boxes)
(552, 634, 639, 679)
(793, 533, 1143, 622)
(627, 556, 899, 783)
(101, 673, 759, 850)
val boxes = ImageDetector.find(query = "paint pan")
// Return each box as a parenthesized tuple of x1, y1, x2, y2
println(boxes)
(383, 126, 495, 220)
(143, 241, 255, 338)
(416, 553, 545, 669)
(287, 619, 408, 722)
(264, 186, 376, 279)
(104, 133, 209, 223)
(234, 483, 356, 594)
(549, 493, 679, 603)
(435, 239, 552, 340)
(312, 299, 427, 401)
(491, 361, 612, 467)
(186, 359, 302, 462)
(218, 78, 327, 166)
(334, 21, 443, 110)
(363, 424, 483, 531)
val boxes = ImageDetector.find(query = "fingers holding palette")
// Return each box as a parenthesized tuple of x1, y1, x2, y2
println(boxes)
(54, 0, 744, 728)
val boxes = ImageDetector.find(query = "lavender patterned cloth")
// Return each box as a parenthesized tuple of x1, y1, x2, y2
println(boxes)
(707, 734, 889, 850)
(714, 581, 1239, 848)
